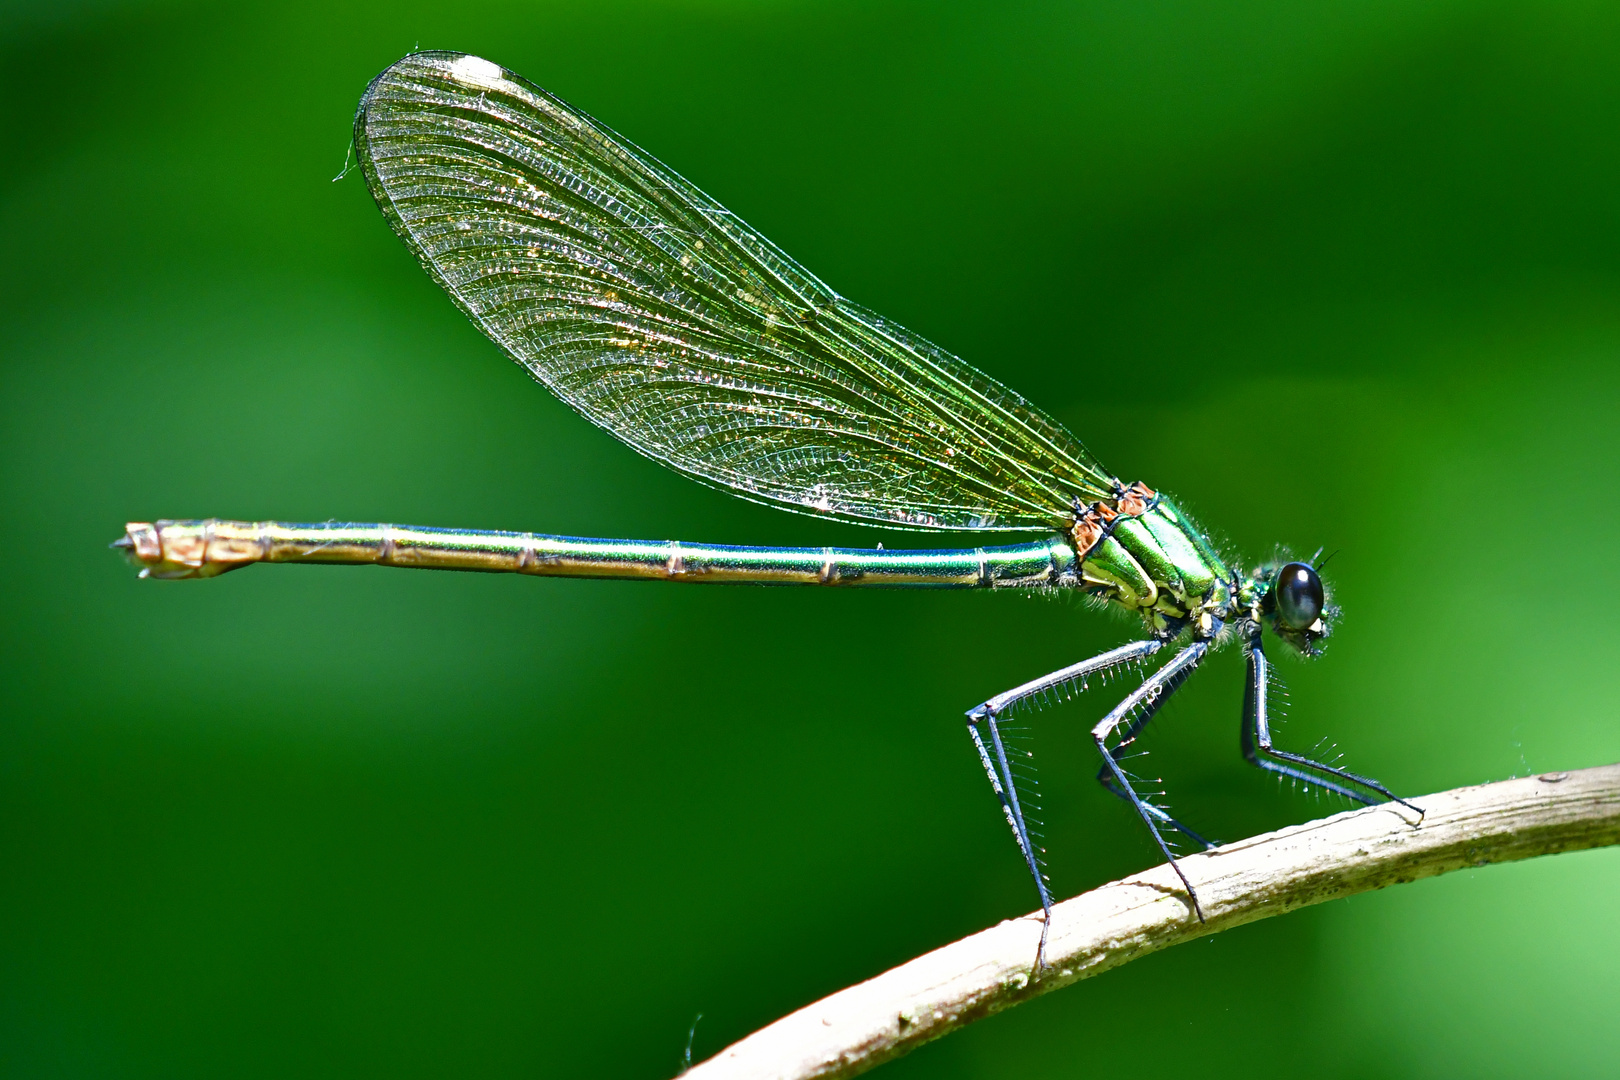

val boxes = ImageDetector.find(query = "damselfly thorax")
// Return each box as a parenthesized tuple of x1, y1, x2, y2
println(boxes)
(1072, 481, 1237, 640)
(116, 50, 1419, 971)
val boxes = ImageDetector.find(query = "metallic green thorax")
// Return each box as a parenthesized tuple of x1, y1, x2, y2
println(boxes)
(1078, 496, 1237, 640)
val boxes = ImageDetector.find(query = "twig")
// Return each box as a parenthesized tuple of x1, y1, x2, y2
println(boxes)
(687, 764, 1620, 1080)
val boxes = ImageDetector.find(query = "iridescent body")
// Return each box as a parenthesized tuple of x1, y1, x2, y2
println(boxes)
(116, 51, 1417, 968)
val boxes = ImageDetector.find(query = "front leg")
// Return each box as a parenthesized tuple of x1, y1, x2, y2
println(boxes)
(1242, 628, 1423, 818)
(965, 638, 1163, 968)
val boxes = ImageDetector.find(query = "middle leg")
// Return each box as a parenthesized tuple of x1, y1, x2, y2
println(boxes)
(1091, 639, 1211, 921)
(1090, 657, 1218, 850)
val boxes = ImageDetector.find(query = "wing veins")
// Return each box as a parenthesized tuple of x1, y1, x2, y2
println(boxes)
(355, 52, 1114, 531)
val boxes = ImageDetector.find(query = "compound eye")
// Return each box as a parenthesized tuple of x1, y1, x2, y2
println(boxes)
(1274, 562, 1324, 630)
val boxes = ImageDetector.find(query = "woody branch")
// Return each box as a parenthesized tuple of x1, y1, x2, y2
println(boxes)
(686, 764, 1620, 1080)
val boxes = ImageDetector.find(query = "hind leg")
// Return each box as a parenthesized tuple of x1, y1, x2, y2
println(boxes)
(965, 638, 1165, 967)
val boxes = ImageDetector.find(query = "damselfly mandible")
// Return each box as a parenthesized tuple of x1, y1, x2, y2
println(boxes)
(114, 52, 1419, 967)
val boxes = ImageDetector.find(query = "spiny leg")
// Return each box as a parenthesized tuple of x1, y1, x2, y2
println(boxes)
(965, 638, 1164, 968)
(972, 639, 1166, 719)
(1242, 629, 1423, 818)
(1092, 640, 1210, 921)
(1093, 704, 1217, 851)
(1090, 653, 1218, 849)
(1095, 770, 1214, 849)
(966, 716, 1052, 963)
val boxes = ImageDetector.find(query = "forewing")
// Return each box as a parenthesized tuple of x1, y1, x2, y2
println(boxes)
(355, 51, 1113, 531)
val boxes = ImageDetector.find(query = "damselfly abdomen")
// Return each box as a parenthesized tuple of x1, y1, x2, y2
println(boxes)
(115, 52, 1417, 967)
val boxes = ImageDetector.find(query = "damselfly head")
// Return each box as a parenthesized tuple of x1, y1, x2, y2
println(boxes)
(1251, 559, 1337, 656)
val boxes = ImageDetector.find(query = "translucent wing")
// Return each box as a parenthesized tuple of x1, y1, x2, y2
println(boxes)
(354, 51, 1114, 531)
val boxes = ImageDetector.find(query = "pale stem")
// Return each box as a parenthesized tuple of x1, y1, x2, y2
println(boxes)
(686, 764, 1620, 1080)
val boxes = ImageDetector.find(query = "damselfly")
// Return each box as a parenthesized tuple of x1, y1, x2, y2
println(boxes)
(114, 51, 1418, 966)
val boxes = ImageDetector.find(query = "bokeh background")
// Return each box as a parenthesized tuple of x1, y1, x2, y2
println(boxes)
(4, 1, 1619, 1076)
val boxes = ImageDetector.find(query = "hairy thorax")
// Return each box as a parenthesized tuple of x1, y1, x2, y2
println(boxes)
(1071, 483, 1239, 641)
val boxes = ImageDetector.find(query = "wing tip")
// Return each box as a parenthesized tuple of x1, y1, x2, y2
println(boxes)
(354, 49, 472, 123)
(352, 50, 526, 155)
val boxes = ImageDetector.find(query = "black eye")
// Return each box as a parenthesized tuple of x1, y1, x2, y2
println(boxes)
(1274, 562, 1324, 630)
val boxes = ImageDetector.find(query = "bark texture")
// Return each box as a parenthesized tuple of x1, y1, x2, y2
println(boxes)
(687, 764, 1620, 1080)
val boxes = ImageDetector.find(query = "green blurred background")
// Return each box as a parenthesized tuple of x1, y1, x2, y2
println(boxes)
(3, 1, 1619, 1076)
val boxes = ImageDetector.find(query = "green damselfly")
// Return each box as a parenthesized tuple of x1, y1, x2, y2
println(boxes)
(115, 51, 1418, 966)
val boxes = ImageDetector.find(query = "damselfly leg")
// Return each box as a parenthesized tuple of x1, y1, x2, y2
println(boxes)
(965, 716, 1053, 963)
(1242, 629, 1423, 818)
(1094, 691, 1218, 851)
(1091, 641, 1210, 923)
(966, 639, 1164, 967)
